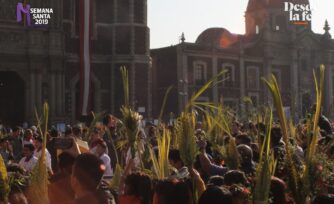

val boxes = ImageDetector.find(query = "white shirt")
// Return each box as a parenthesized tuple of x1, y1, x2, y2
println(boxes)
(33, 148, 52, 172)
(19, 156, 38, 172)
(100, 153, 113, 177)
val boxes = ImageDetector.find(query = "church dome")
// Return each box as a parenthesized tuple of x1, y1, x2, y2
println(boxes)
(195, 28, 239, 48)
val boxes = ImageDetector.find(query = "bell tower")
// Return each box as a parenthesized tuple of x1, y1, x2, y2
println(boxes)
(245, 0, 311, 35)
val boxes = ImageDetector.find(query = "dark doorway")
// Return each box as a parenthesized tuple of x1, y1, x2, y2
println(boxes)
(0, 72, 25, 126)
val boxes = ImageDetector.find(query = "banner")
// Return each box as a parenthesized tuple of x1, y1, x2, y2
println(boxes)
(79, 0, 92, 116)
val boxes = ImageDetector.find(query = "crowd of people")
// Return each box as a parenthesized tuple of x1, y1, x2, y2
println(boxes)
(0, 107, 334, 204)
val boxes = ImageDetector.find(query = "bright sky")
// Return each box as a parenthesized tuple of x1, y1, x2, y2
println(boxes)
(148, 0, 334, 49)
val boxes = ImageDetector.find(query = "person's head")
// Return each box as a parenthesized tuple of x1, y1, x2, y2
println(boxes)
(0, 138, 8, 149)
(49, 128, 59, 138)
(65, 126, 73, 137)
(154, 179, 192, 204)
(24, 129, 33, 140)
(72, 125, 82, 137)
(207, 175, 225, 187)
(236, 134, 252, 146)
(237, 145, 253, 166)
(71, 153, 104, 194)
(198, 186, 233, 204)
(124, 173, 153, 204)
(58, 152, 76, 175)
(228, 184, 250, 204)
(168, 149, 184, 170)
(255, 123, 266, 134)
(103, 114, 118, 129)
(271, 126, 283, 147)
(232, 121, 241, 135)
(34, 136, 43, 149)
(312, 194, 334, 204)
(224, 170, 249, 186)
(250, 143, 260, 163)
(23, 144, 35, 157)
(12, 126, 22, 137)
(95, 139, 107, 156)
(270, 177, 290, 204)
(91, 127, 101, 140)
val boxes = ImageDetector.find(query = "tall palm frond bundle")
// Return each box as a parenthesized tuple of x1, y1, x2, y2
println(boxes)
(175, 112, 198, 167)
(208, 106, 240, 169)
(149, 127, 171, 179)
(307, 65, 324, 161)
(28, 102, 49, 204)
(263, 75, 300, 202)
(203, 109, 221, 146)
(253, 108, 277, 203)
(119, 67, 141, 159)
(302, 65, 325, 199)
(0, 155, 9, 203)
(120, 106, 140, 159)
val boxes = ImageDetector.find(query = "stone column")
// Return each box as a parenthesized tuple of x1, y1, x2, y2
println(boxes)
(182, 53, 189, 108)
(56, 70, 63, 116)
(147, 60, 153, 119)
(30, 71, 36, 122)
(36, 72, 42, 112)
(263, 56, 273, 104)
(239, 44, 246, 116)
(50, 72, 56, 117)
(323, 58, 332, 116)
(327, 64, 334, 117)
(25, 82, 31, 123)
(176, 45, 184, 113)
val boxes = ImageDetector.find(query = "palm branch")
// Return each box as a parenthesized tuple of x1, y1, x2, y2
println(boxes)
(263, 74, 301, 202)
(149, 127, 171, 179)
(28, 102, 49, 204)
(175, 112, 198, 167)
(253, 108, 277, 203)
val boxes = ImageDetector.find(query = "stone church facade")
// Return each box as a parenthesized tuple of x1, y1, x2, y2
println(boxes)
(0, 0, 150, 126)
(152, 0, 334, 120)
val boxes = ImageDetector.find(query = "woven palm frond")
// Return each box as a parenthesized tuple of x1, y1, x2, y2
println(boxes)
(28, 102, 49, 204)
(121, 106, 140, 159)
(175, 112, 198, 168)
